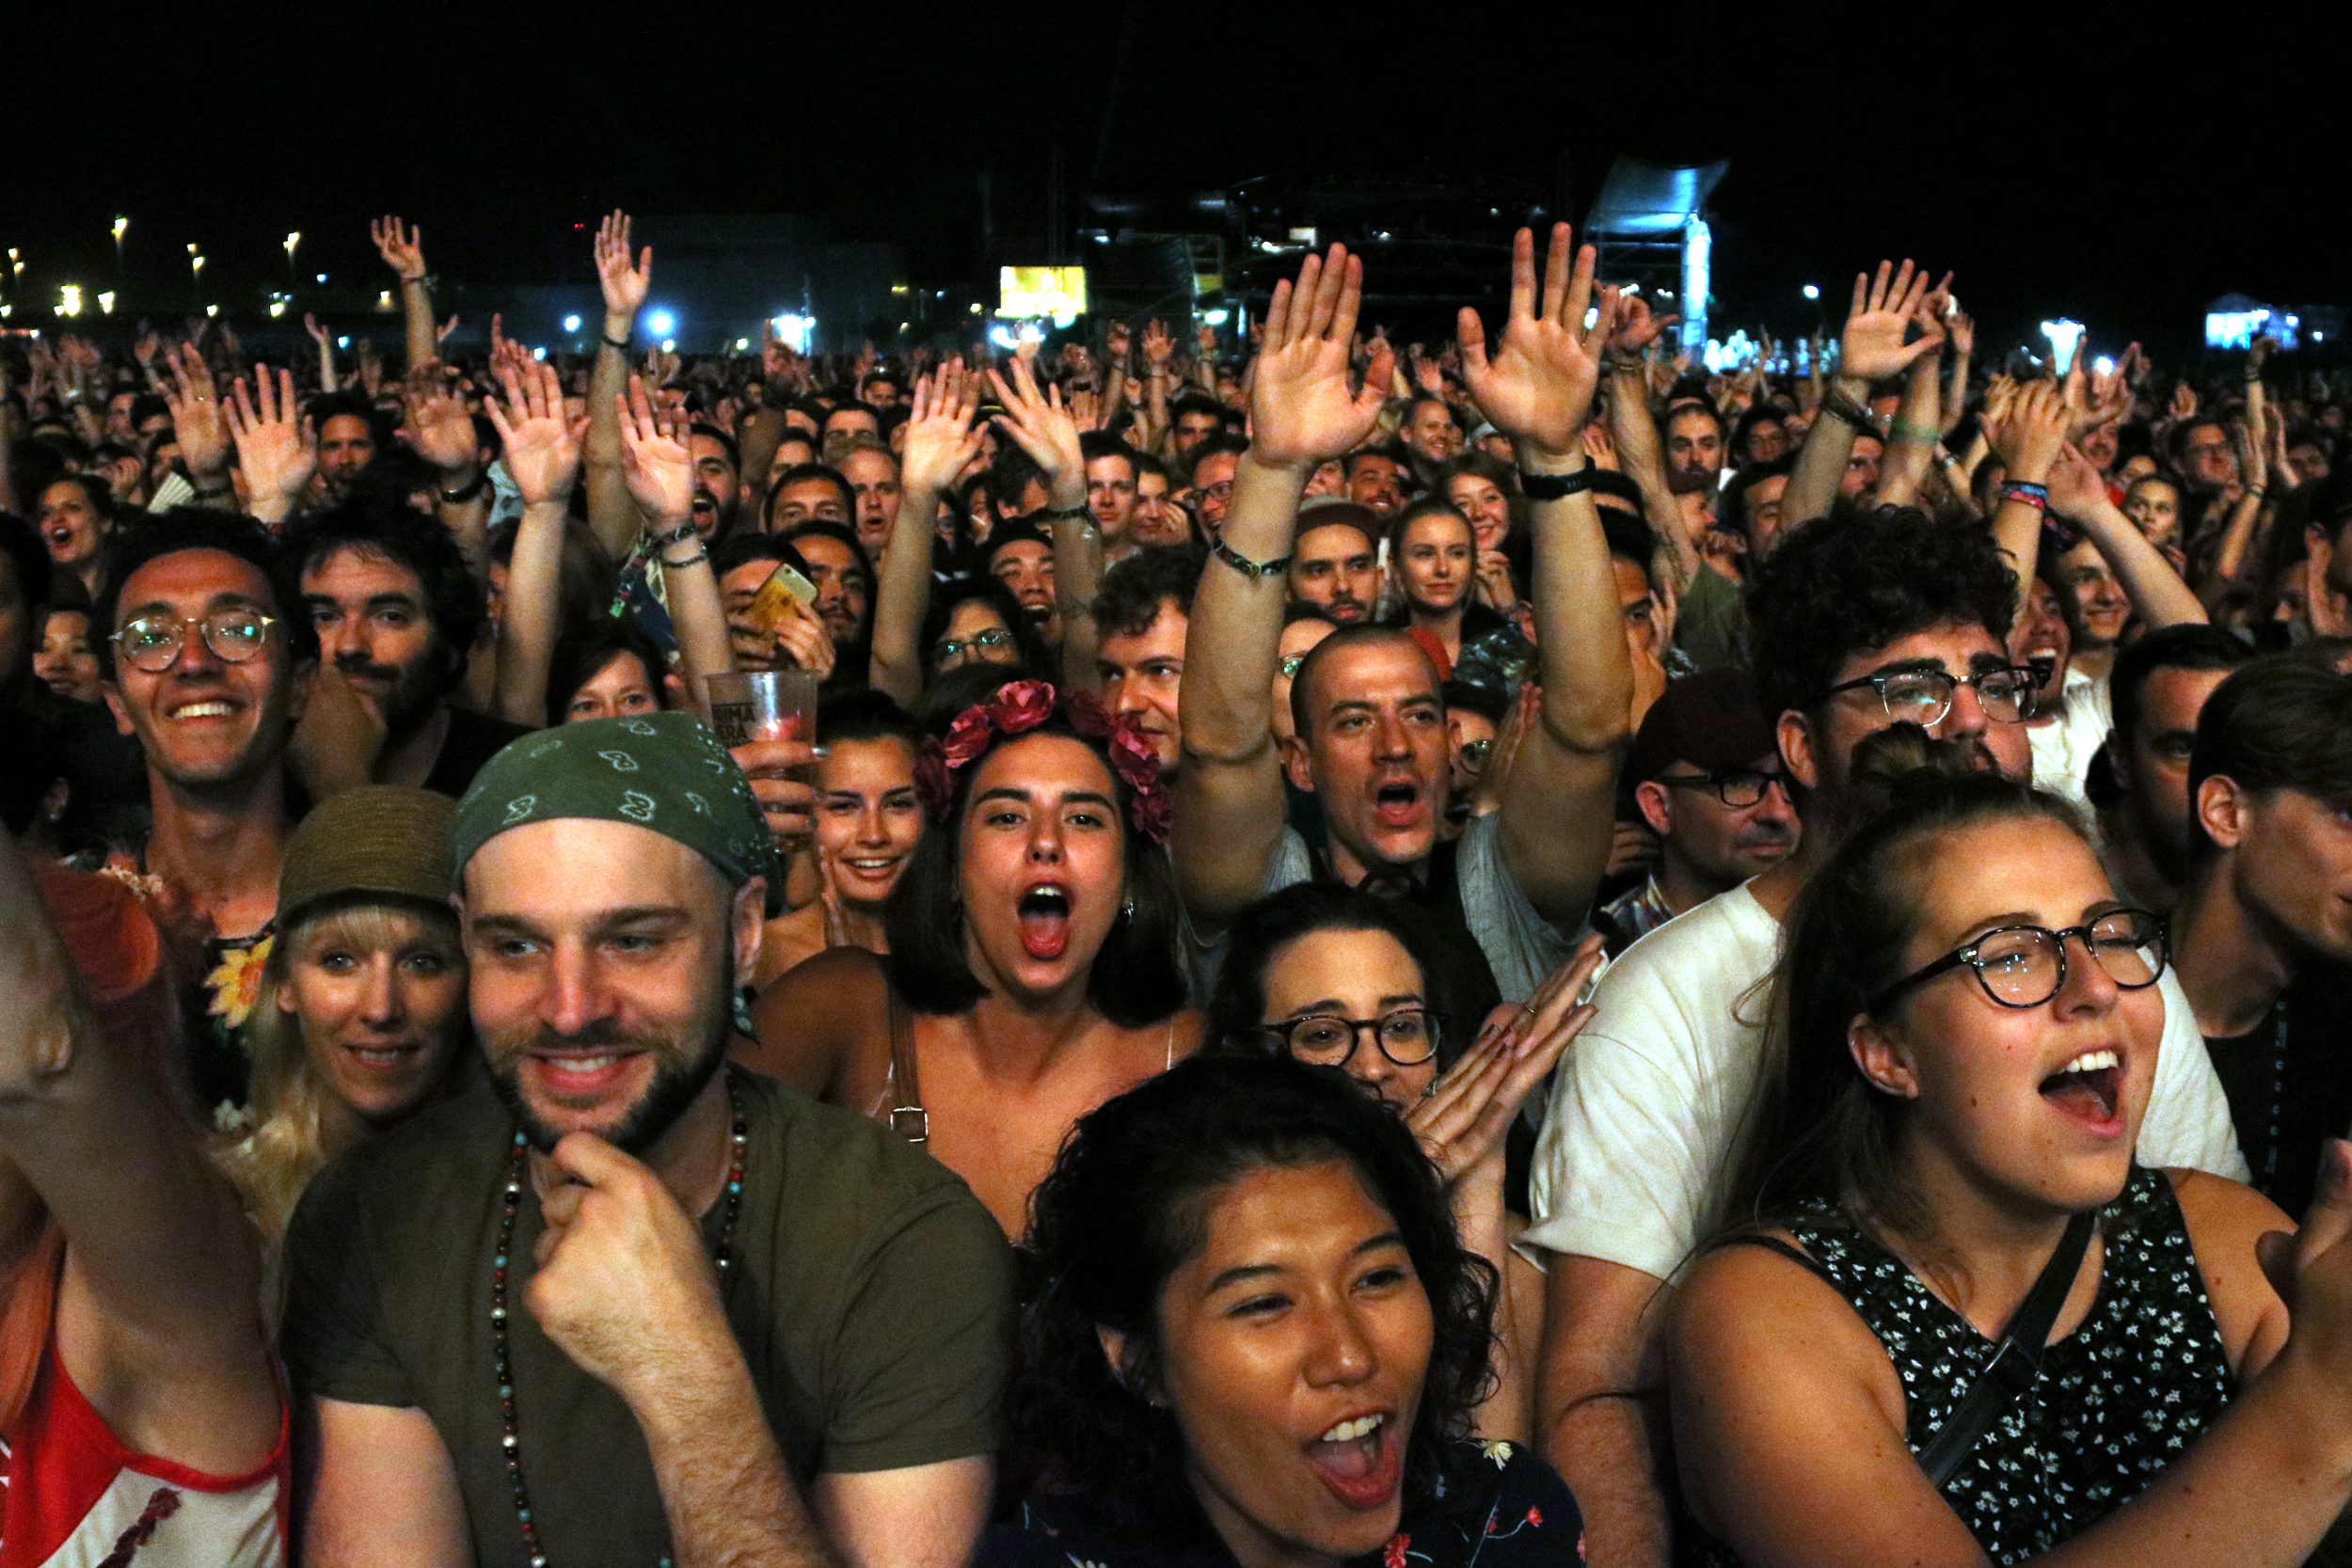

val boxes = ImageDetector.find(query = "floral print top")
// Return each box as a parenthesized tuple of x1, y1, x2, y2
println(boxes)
(1692, 1164, 2233, 1566)
(977, 1438, 1582, 1568)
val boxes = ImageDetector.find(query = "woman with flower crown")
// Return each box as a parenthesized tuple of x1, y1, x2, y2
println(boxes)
(739, 673, 1200, 1239)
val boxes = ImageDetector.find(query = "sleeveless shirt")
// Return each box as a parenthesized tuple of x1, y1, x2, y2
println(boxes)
(1696, 1165, 2233, 1567)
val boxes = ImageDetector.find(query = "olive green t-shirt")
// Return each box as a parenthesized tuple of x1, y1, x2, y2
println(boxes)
(282, 1066, 1013, 1567)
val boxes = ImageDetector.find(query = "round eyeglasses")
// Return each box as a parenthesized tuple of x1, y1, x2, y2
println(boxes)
(1867, 909, 2167, 1014)
(933, 626, 1013, 667)
(1247, 1008, 1439, 1069)
(112, 610, 278, 673)
(1825, 666, 2035, 726)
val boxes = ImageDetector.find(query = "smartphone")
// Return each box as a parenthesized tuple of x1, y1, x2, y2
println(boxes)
(742, 562, 818, 641)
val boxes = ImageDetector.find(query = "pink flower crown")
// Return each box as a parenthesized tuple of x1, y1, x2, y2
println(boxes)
(913, 679, 1173, 844)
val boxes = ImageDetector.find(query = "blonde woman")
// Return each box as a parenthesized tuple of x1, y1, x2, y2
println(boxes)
(222, 786, 471, 1241)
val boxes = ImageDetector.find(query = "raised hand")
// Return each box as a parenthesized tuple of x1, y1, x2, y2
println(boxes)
(615, 373, 695, 522)
(2045, 443, 2109, 519)
(1139, 319, 1173, 371)
(1105, 319, 1132, 367)
(370, 215, 427, 283)
(401, 372, 480, 475)
(1247, 245, 1392, 471)
(1457, 223, 1617, 459)
(160, 342, 230, 482)
(1989, 379, 2069, 486)
(1197, 322, 1217, 358)
(304, 311, 332, 347)
(1609, 293, 1678, 356)
(486, 361, 587, 506)
(985, 356, 1085, 490)
(594, 210, 653, 325)
(2168, 380, 2199, 423)
(899, 358, 987, 498)
(1410, 343, 1446, 395)
(1839, 260, 1942, 381)
(225, 365, 317, 515)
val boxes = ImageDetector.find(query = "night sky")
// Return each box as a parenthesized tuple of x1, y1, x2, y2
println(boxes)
(8, 2, 2344, 361)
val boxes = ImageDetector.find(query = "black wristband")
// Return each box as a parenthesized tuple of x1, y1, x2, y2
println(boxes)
(1209, 536, 1291, 581)
(1518, 466, 1596, 501)
(604, 332, 631, 352)
(1818, 390, 1877, 435)
(438, 472, 487, 505)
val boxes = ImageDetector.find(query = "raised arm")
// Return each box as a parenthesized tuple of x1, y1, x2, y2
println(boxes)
(585, 211, 654, 558)
(617, 374, 733, 703)
(2045, 444, 2206, 629)
(486, 360, 590, 724)
(403, 372, 493, 569)
(869, 361, 984, 705)
(371, 215, 437, 372)
(1783, 260, 1939, 529)
(1458, 223, 1632, 926)
(0, 845, 277, 1471)
(986, 358, 1099, 692)
(160, 341, 236, 508)
(306, 311, 339, 393)
(1873, 278, 1949, 507)
(1601, 297, 1693, 593)
(1173, 245, 1392, 925)
(1984, 380, 2071, 619)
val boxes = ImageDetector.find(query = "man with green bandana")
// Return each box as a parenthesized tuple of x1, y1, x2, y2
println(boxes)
(282, 713, 1013, 1568)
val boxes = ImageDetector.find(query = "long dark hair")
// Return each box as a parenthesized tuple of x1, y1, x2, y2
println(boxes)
(883, 676, 1186, 1027)
(1718, 727, 2092, 1250)
(1206, 881, 1475, 1070)
(1015, 1054, 1496, 1511)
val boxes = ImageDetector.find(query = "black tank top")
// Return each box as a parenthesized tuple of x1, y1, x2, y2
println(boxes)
(1691, 1165, 2233, 1567)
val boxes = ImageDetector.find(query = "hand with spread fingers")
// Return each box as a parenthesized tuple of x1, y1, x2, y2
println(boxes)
(1410, 933, 1605, 1187)
(486, 360, 588, 507)
(1839, 259, 1943, 382)
(225, 364, 316, 521)
(1458, 222, 1618, 461)
(1247, 244, 1393, 471)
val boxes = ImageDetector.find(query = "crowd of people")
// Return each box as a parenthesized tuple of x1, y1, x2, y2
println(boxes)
(7, 203, 2352, 1567)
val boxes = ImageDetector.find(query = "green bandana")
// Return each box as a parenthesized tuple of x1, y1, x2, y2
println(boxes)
(451, 713, 783, 915)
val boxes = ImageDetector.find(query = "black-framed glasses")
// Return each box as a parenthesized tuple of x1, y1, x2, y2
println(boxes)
(1655, 768, 1788, 807)
(1867, 909, 2167, 1014)
(1247, 1008, 1440, 1069)
(933, 626, 1013, 666)
(113, 610, 278, 673)
(1825, 665, 2036, 726)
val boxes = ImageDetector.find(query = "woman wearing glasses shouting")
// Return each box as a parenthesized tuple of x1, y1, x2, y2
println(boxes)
(1208, 880, 1604, 1442)
(1668, 759, 2352, 1567)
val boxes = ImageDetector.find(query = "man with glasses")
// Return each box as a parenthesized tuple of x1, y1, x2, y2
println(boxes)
(1527, 504, 2243, 1568)
(2169, 657, 2352, 1213)
(94, 509, 320, 1109)
(1602, 669, 1798, 950)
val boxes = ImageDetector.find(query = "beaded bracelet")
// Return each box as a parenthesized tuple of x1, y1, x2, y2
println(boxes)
(1999, 480, 2050, 510)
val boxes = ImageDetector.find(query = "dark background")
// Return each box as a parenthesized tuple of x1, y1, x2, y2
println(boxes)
(6, 1, 2345, 361)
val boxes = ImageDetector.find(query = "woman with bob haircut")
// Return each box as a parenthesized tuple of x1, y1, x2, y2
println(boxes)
(1207, 880, 1600, 1442)
(1670, 739, 2352, 1568)
(985, 1053, 1581, 1567)
(220, 786, 472, 1247)
(744, 673, 1198, 1237)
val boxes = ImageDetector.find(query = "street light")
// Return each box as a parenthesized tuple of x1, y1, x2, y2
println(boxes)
(285, 231, 301, 286)
(112, 216, 128, 277)
(1802, 283, 1820, 300)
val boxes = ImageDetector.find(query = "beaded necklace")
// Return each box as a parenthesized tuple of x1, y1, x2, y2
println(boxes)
(490, 1079, 750, 1568)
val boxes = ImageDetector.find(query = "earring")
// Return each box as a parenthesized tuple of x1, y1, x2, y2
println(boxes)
(1120, 897, 1136, 921)
(731, 984, 759, 1038)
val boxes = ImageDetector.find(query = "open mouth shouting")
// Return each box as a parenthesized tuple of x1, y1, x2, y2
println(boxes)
(2039, 1046, 2126, 1135)
(1305, 1410, 1402, 1512)
(1017, 882, 1072, 959)
(1371, 777, 1422, 832)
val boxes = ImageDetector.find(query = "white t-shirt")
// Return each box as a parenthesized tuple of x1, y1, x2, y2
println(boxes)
(2026, 665, 2113, 816)
(1524, 880, 2249, 1279)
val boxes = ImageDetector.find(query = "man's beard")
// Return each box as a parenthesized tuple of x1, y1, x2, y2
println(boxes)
(483, 954, 735, 1156)
(336, 649, 441, 736)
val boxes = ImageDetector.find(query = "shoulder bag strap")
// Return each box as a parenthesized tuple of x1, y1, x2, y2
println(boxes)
(1915, 1209, 2096, 1486)
(884, 989, 929, 1146)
